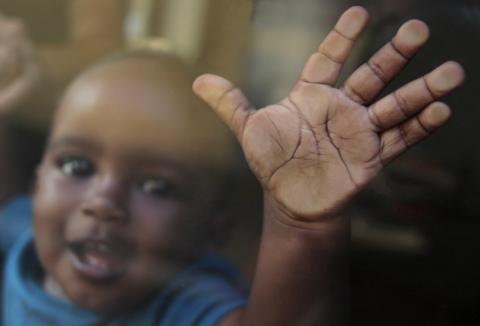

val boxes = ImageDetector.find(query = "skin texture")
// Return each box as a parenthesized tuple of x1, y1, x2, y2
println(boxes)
(33, 55, 234, 312)
(194, 6, 465, 326)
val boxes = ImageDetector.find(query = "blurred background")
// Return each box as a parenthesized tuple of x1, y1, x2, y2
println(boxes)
(0, 0, 478, 325)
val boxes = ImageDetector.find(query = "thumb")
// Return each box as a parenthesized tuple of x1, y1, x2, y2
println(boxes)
(193, 73, 253, 141)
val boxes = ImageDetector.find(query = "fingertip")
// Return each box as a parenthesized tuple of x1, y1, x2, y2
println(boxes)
(346, 6, 370, 20)
(445, 60, 466, 84)
(192, 73, 212, 94)
(192, 74, 230, 101)
(337, 6, 370, 39)
(429, 61, 465, 92)
(424, 102, 451, 126)
(191, 73, 241, 112)
(397, 19, 430, 47)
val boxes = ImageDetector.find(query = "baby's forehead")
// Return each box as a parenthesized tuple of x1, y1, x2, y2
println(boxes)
(59, 54, 202, 121)
(76, 54, 195, 98)
(53, 53, 236, 174)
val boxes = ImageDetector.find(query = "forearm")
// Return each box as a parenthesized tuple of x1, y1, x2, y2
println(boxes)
(241, 194, 349, 326)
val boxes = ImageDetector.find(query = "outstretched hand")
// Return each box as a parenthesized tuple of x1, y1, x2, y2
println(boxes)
(193, 6, 464, 222)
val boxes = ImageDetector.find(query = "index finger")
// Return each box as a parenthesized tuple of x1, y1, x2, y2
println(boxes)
(299, 6, 369, 85)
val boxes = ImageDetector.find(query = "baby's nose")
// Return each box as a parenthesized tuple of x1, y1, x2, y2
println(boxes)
(81, 177, 128, 222)
(82, 196, 127, 222)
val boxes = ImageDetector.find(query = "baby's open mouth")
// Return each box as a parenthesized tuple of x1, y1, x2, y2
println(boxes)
(67, 238, 133, 282)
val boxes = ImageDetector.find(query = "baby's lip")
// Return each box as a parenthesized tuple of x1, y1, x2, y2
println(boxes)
(67, 235, 134, 283)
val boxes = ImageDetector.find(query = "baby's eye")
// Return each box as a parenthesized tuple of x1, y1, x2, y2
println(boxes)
(139, 178, 173, 197)
(57, 156, 94, 178)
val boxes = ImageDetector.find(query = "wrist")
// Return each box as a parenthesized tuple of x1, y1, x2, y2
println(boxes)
(263, 191, 349, 237)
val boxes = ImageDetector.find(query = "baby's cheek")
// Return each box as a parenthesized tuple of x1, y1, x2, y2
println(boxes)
(33, 207, 67, 282)
(134, 201, 199, 243)
(36, 170, 89, 215)
(33, 170, 84, 257)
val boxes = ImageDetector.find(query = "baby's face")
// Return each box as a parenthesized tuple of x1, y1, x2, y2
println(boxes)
(33, 58, 232, 312)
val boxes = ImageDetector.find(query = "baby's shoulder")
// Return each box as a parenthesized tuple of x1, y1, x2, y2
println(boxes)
(0, 195, 33, 255)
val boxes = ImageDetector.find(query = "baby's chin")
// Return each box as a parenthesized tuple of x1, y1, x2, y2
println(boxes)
(43, 263, 151, 314)
(43, 275, 133, 314)
(44, 254, 183, 314)
(44, 274, 69, 301)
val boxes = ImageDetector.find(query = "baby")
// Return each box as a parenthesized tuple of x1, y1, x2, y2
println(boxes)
(0, 6, 465, 325)
(3, 50, 248, 324)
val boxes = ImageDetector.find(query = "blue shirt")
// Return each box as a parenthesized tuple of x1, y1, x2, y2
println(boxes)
(0, 196, 32, 254)
(1, 197, 247, 325)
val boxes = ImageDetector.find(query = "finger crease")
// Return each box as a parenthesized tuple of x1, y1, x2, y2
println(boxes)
(240, 111, 252, 145)
(398, 125, 411, 147)
(389, 41, 409, 61)
(368, 106, 384, 131)
(216, 86, 237, 111)
(393, 91, 410, 118)
(231, 102, 247, 134)
(415, 115, 431, 134)
(422, 76, 437, 101)
(317, 48, 343, 65)
(344, 85, 368, 104)
(366, 61, 387, 84)
(379, 137, 387, 167)
(333, 27, 355, 42)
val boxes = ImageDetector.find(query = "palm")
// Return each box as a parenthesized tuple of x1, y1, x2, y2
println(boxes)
(194, 7, 464, 219)
(242, 85, 380, 216)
